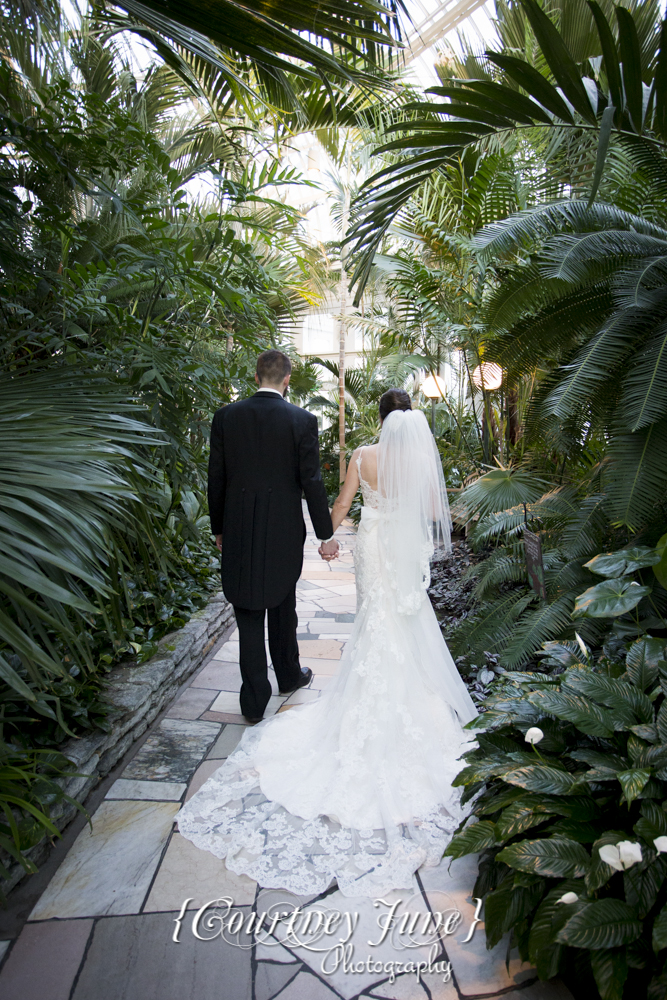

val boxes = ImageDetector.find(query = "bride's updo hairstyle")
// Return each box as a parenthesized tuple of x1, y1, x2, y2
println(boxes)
(379, 388, 411, 421)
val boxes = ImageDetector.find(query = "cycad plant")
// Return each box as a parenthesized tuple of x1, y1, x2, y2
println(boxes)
(476, 200, 667, 534)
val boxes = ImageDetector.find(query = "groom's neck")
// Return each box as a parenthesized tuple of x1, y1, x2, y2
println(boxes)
(258, 383, 285, 396)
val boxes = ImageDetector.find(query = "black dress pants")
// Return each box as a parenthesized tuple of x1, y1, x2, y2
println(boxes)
(233, 584, 302, 719)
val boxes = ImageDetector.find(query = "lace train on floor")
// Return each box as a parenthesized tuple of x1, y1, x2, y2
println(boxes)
(175, 725, 465, 897)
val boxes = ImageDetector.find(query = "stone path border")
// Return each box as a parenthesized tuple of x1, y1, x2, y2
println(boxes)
(0, 508, 574, 1000)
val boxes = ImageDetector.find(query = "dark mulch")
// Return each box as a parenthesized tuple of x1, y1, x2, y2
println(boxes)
(428, 536, 480, 638)
(427, 536, 498, 708)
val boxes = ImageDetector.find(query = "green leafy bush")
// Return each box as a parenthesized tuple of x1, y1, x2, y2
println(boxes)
(0, 740, 89, 898)
(450, 634, 667, 999)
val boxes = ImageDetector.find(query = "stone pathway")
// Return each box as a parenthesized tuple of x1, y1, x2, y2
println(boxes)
(0, 511, 573, 1000)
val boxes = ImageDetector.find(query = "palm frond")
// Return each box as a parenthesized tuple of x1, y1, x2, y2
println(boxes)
(452, 466, 550, 524)
(620, 323, 667, 431)
(605, 415, 667, 530)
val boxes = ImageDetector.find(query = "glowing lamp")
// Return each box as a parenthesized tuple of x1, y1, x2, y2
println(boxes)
(471, 363, 503, 391)
(421, 374, 447, 399)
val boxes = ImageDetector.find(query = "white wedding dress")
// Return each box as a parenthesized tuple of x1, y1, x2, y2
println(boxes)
(176, 412, 478, 898)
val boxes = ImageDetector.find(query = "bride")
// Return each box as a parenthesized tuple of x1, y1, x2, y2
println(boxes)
(176, 388, 478, 898)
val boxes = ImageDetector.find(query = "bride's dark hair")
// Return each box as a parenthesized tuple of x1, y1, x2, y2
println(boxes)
(379, 388, 412, 421)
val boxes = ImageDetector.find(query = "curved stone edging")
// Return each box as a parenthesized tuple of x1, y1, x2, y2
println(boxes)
(1, 590, 234, 896)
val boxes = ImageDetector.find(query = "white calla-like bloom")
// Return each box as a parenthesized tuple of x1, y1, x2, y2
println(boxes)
(599, 841, 643, 871)
(654, 836, 667, 854)
(574, 632, 588, 659)
(556, 892, 579, 905)
(619, 841, 643, 866)
(598, 844, 624, 871)
(524, 727, 544, 744)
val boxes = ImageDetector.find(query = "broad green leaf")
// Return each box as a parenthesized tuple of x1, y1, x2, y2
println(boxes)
(500, 793, 599, 821)
(617, 6, 644, 131)
(630, 724, 659, 743)
(444, 820, 498, 859)
(543, 795, 600, 821)
(653, 904, 667, 951)
(585, 546, 661, 578)
(428, 82, 553, 126)
(627, 734, 656, 767)
(617, 768, 651, 803)
(634, 800, 667, 841)
(562, 670, 653, 724)
(556, 899, 642, 949)
(475, 785, 526, 816)
(529, 879, 584, 978)
(484, 879, 545, 949)
(626, 637, 666, 690)
(528, 689, 617, 737)
(588, 104, 616, 206)
(496, 802, 558, 839)
(637, 778, 665, 800)
(590, 947, 628, 1000)
(624, 854, 667, 919)
(547, 819, 601, 843)
(486, 53, 575, 123)
(657, 702, 667, 744)
(453, 760, 513, 786)
(539, 640, 585, 668)
(573, 579, 651, 618)
(587, 2, 623, 118)
(477, 732, 523, 754)
(584, 767, 623, 782)
(520, 0, 597, 123)
(0, 653, 37, 703)
(569, 749, 627, 772)
(502, 764, 579, 796)
(654, 532, 667, 589)
(497, 838, 591, 878)
(645, 743, 667, 769)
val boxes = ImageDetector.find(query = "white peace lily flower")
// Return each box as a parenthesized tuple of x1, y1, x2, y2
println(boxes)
(654, 836, 667, 854)
(556, 892, 579, 905)
(599, 841, 643, 871)
(574, 632, 588, 659)
(524, 727, 544, 745)
(619, 841, 643, 867)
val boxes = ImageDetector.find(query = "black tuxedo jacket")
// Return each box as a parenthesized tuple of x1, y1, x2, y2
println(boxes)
(207, 391, 334, 610)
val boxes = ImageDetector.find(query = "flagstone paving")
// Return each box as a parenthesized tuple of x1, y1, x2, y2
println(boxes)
(0, 509, 574, 1000)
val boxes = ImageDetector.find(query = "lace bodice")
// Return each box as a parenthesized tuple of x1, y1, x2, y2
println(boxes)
(356, 446, 381, 509)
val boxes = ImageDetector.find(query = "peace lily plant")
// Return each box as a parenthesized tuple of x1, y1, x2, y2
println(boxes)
(448, 631, 667, 1000)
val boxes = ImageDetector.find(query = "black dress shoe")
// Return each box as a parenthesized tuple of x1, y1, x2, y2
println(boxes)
(279, 667, 313, 696)
(243, 715, 263, 724)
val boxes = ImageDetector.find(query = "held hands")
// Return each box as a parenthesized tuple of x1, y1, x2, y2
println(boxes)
(319, 539, 339, 562)
(215, 534, 222, 552)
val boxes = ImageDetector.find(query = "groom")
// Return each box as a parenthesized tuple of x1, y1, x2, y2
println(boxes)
(208, 349, 339, 723)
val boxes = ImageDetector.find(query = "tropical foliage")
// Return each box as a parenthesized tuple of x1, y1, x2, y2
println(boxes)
(0, 0, 403, 885)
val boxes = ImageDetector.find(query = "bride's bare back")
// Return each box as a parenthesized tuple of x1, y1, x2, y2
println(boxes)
(331, 444, 378, 531)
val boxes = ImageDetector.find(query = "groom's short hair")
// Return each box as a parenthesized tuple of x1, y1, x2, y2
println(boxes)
(256, 349, 292, 386)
